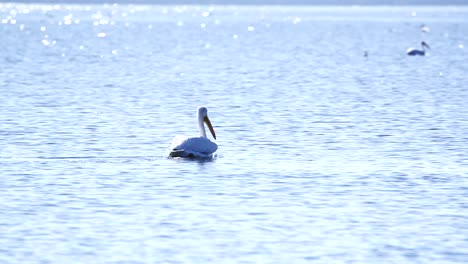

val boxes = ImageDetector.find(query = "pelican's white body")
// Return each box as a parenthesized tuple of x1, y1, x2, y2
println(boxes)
(420, 25, 430, 32)
(170, 135, 218, 158)
(407, 47, 426, 56)
(169, 107, 218, 158)
(407, 41, 430, 56)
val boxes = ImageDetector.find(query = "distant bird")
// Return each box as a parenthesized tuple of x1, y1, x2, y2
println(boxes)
(407, 41, 430, 56)
(363, 50, 368, 57)
(169, 106, 218, 158)
(420, 24, 430, 33)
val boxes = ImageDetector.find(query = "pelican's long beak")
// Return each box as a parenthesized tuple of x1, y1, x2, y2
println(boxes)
(423, 42, 430, 49)
(204, 116, 216, 140)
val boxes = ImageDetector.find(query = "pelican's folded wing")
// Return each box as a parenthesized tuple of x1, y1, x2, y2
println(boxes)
(170, 136, 218, 157)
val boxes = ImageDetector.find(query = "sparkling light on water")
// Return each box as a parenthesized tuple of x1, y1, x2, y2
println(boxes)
(0, 4, 467, 264)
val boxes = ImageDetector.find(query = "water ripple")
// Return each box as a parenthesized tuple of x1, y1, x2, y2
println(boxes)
(1, 3, 468, 264)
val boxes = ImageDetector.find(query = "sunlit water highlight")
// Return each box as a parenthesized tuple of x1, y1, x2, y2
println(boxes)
(1, 3, 468, 263)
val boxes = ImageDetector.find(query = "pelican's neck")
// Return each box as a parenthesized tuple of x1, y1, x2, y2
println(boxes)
(421, 43, 426, 51)
(198, 114, 207, 138)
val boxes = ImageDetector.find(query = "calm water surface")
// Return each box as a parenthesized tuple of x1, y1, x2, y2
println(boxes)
(1, 3, 468, 263)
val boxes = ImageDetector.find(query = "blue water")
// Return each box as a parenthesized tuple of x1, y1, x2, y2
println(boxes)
(1, 3, 468, 263)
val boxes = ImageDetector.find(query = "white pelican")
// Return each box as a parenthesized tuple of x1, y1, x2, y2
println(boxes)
(407, 41, 430, 56)
(420, 24, 430, 33)
(169, 106, 218, 158)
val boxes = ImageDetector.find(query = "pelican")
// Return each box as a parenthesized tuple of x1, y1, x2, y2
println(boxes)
(169, 106, 218, 158)
(420, 24, 430, 33)
(407, 41, 430, 56)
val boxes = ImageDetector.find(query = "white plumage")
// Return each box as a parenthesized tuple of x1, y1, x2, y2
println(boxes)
(169, 107, 218, 158)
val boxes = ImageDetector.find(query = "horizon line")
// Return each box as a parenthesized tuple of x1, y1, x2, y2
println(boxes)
(2, 1, 468, 5)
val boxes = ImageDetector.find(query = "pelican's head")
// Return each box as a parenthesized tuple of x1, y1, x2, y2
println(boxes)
(421, 41, 430, 49)
(198, 106, 216, 140)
